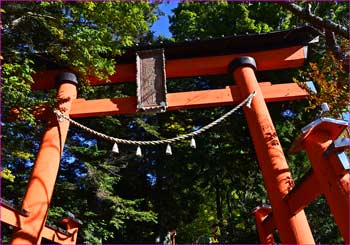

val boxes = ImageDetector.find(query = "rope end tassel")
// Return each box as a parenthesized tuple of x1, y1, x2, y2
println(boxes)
(166, 144, 172, 155)
(246, 90, 257, 109)
(136, 145, 142, 157)
(112, 143, 119, 153)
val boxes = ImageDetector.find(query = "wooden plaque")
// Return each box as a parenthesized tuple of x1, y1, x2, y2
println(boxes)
(136, 49, 167, 113)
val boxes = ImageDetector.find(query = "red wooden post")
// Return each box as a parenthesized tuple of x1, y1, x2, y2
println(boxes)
(229, 57, 314, 244)
(11, 73, 78, 244)
(59, 216, 82, 244)
(303, 132, 349, 243)
(251, 205, 275, 244)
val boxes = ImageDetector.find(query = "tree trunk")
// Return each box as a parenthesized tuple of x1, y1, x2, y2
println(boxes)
(215, 181, 223, 224)
(278, 2, 349, 39)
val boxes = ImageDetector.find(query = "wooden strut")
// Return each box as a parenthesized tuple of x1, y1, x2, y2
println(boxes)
(251, 170, 323, 243)
(283, 169, 322, 215)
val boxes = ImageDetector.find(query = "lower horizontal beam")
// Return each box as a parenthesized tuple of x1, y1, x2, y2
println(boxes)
(70, 82, 308, 118)
(283, 169, 322, 215)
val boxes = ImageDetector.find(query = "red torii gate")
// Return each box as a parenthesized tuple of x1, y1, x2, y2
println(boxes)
(2, 26, 349, 244)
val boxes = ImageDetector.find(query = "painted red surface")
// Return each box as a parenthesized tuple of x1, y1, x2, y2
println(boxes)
(231, 63, 314, 244)
(11, 83, 78, 244)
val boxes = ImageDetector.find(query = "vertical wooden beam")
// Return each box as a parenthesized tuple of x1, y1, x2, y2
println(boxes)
(11, 73, 78, 244)
(229, 57, 315, 244)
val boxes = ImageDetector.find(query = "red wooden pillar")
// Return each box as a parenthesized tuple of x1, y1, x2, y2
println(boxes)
(229, 57, 314, 244)
(11, 73, 78, 244)
(303, 132, 349, 243)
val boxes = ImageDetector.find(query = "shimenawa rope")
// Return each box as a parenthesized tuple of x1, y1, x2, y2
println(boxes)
(54, 91, 256, 148)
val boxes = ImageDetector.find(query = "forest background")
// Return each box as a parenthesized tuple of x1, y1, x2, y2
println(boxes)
(1, 1, 349, 244)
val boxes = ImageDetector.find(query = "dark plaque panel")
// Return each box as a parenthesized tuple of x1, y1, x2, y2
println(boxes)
(136, 49, 167, 113)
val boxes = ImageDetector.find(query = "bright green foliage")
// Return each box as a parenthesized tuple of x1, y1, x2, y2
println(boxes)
(169, 2, 293, 41)
(1, 59, 38, 124)
(1, 168, 16, 182)
(47, 134, 158, 243)
(1, 2, 159, 243)
(2, 2, 157, 78)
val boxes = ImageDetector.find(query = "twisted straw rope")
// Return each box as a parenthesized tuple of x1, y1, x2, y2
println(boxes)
(54, 91, 256, 146)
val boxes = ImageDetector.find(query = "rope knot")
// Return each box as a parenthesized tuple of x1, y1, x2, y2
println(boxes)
(53, 108, 65, 122)
(246, 91, 256, 109)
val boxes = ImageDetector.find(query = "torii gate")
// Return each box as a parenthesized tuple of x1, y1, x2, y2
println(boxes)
(2, 26, 349, 244)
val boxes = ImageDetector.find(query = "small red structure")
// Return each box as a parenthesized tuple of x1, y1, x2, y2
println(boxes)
(253, 117, 350, 244)
(289, 118, 349, 243)
(2, 26, 349, 244)
(251, 204, 274, 244)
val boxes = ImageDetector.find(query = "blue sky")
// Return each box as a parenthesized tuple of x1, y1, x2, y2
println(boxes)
(150, 2, 179, 38)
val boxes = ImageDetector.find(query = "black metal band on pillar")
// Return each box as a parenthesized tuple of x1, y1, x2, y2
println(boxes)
(227, 56, 257, 74)
(56, 72, 79, 87)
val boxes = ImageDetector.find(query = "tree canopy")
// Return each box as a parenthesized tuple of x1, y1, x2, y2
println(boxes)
(1, 1, 349, 244)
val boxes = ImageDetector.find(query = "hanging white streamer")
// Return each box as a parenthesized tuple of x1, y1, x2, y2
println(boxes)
(112, 143, 119, 153)
(166, 144, 172, 155)
(136, 146, 142, 157)
(190, 137, 196, 149)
